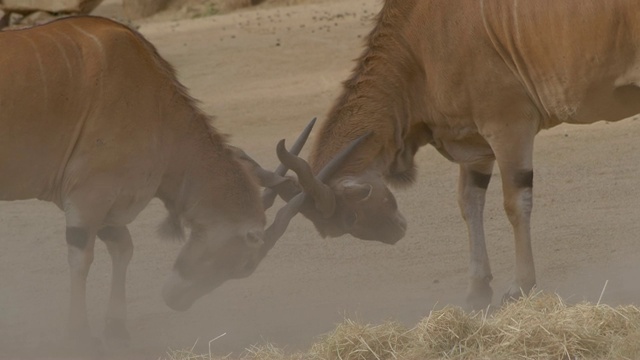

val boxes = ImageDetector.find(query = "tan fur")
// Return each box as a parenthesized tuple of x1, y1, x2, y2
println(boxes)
(0, 16, 265, 345)
(308, 0, 640, 309)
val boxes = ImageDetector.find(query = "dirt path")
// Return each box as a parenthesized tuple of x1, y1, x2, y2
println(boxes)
(1, 1, 639, 358)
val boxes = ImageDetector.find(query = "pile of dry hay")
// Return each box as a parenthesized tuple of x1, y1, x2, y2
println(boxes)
(164, 292, 640, 360)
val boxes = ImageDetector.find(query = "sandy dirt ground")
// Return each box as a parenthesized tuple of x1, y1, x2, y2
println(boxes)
(1, 0, 640, 358)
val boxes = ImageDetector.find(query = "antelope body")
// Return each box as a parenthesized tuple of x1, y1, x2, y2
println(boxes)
(284, 0, 640, 309)
(0, 16, 269, 348)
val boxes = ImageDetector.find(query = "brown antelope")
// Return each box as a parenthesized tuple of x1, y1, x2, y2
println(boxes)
(276, 0, 640, 310)
(0, 16, 352, 351)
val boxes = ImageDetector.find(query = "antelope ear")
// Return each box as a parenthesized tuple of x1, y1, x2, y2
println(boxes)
(338, 181, 373, 202)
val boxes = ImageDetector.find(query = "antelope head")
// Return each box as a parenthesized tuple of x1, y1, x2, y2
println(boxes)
(234, 118, 405, 259)
(275, 138, 407, 245)
(220, 118, 377, 278)
(314, 175, 406, 244)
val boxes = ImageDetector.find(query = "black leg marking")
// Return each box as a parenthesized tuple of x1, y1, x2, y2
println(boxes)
(470, 171, 491, 190)
(0, 12, 10, 29)
(66, 227, 90, 249)
(514, 170, 534, 189)
(97, 226, 123, 242)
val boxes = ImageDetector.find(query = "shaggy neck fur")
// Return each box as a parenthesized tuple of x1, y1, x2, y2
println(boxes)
(310, 0, 430, 186)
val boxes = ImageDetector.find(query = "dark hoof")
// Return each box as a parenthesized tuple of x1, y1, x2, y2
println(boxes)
(104, 318, 131, 349)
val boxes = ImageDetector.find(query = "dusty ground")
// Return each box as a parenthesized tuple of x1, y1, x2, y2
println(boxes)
(1, 0, 639, 358)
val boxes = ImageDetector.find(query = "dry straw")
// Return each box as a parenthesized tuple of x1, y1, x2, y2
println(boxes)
(165, 292, 640, 360)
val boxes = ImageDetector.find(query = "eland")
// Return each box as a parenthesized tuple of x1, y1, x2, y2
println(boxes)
(0, 15, 349, 350)
(274, 0, 640, 310)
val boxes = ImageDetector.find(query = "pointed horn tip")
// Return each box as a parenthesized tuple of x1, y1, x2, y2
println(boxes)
(275, 139, 288, 159)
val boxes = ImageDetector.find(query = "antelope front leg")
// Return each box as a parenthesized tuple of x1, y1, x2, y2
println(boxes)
(98, 226, 133, 347)
(500, 167, 536, 301)
(486, 116, 538, 303)
(458, 161, 495, 310)
(65, 226, 99, 348)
